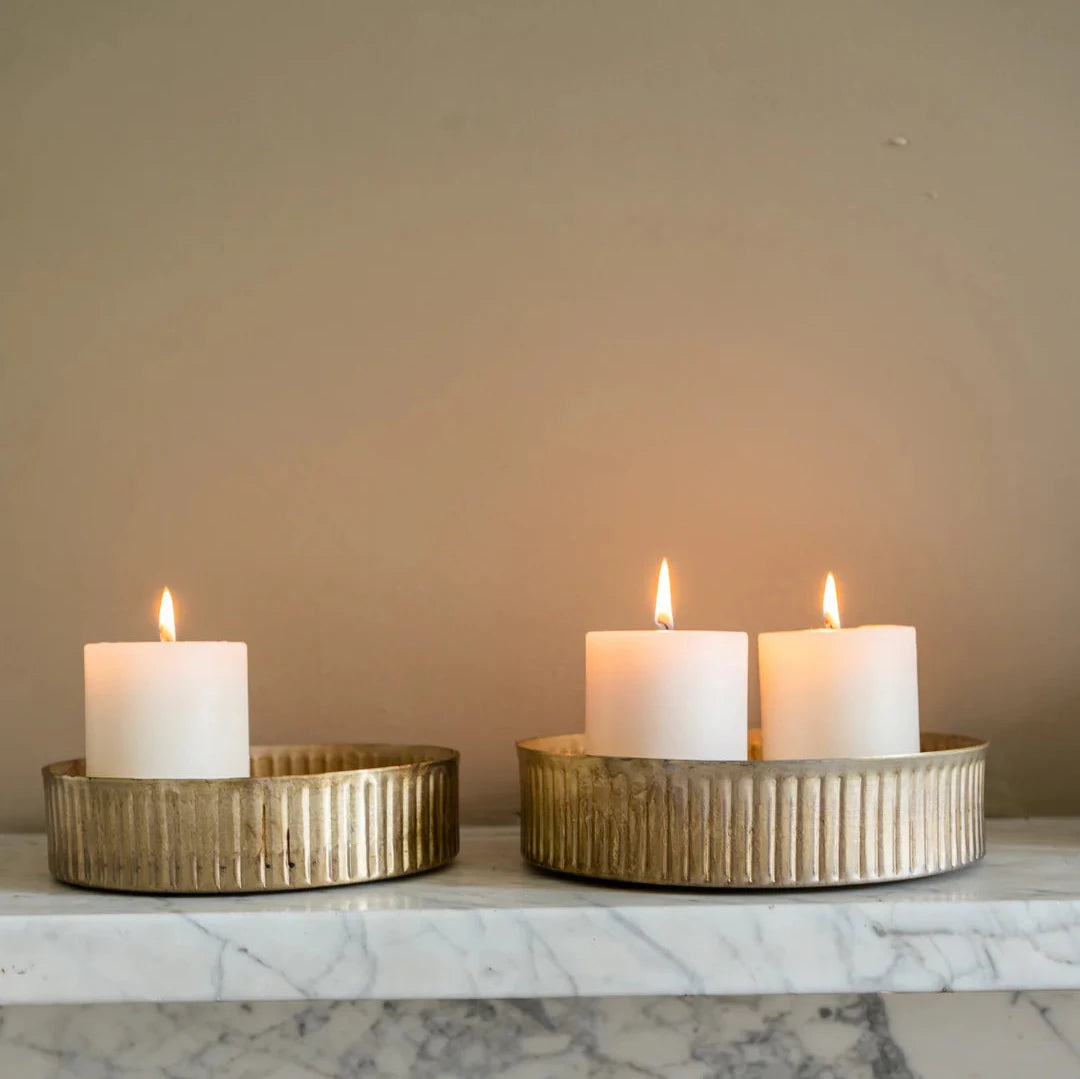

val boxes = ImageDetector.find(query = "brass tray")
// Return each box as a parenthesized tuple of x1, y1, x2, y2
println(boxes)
(518, 732, 986, 888)
(44, 743, 459, 893)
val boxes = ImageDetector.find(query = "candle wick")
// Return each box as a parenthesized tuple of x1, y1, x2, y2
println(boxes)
(655, 616, 674, 631)
(823, 614, 841, 630)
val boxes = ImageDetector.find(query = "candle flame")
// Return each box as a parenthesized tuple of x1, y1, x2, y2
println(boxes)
(654, 558, 674, 630)
(823, 572, 841, 630)
(159, 588, 176, 642)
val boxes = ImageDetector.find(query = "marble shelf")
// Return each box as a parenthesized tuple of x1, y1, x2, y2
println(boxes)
(0, 819, 1077, 1005)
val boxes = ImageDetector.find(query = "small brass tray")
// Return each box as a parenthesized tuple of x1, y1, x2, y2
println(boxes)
(43, 744, 459, 893)
(518, 732, 986, 888)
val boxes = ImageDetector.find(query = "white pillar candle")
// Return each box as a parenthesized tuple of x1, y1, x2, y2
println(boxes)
(585, 560, 748, 760)
(758, 573, 920, 760)
(84, 589, 250, 779)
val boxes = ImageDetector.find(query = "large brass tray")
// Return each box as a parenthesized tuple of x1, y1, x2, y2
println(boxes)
(518, 732, 985, 888)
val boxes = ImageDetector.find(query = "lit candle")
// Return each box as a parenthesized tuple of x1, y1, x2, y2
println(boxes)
(84, 589, 250, 778)
(585, 560, 748, 760)
(758, 573, 920, 759)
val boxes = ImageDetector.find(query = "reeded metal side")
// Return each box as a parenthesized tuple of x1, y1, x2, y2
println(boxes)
(518, 733, 987, 888)
(43, 744, 459, 894)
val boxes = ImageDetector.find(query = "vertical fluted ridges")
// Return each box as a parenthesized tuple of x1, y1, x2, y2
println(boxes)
(518, 733, 986, 888)
(43, 744, 459, 893)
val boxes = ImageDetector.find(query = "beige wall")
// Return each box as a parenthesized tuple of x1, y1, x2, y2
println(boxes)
(2, 0, 1078, 830)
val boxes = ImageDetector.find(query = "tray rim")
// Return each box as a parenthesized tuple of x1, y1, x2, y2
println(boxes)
(44, 742, 460, 784)
(517, 731, 987, 767)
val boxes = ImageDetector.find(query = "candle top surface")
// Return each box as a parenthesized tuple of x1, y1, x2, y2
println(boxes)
(586, 629, 748, 638)
(758, 624, 915, 637)
(85, 640, 246, 648)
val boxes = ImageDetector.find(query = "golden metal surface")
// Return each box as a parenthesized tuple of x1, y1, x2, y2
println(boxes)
(518, 732, 986, 888)
(43, 744, 459, 893)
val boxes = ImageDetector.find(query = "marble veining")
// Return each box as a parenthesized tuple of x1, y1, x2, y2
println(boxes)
(1, 992, 1079, 1078)
(0, 820, 1077, 1004)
